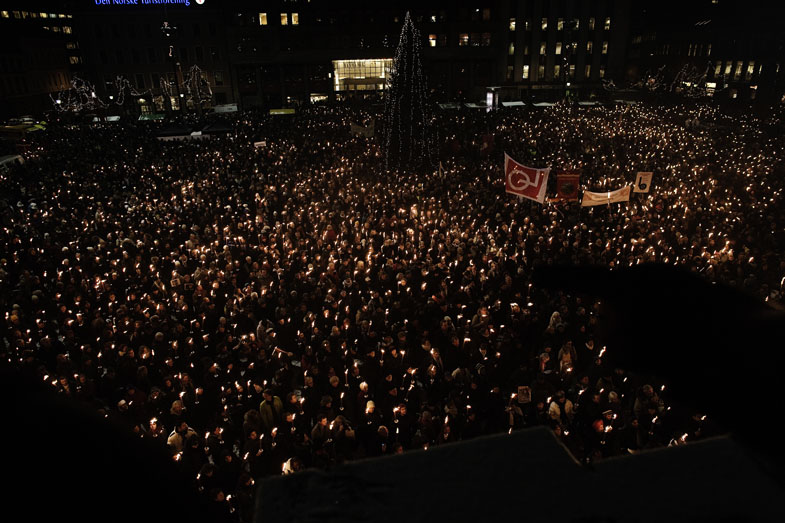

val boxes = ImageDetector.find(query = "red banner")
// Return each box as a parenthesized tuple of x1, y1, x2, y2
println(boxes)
(504, 153, 550, 203)
(556, 173, 580, 201)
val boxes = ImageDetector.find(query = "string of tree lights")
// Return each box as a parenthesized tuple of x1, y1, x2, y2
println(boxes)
(383, 12, 435, 172)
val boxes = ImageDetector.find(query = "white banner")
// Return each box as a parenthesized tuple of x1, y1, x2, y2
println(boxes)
(581, 186, 632, 207)
(633, 172, 653, 193)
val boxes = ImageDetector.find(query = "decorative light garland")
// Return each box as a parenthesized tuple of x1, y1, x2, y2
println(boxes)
(50, 65, 213, 113)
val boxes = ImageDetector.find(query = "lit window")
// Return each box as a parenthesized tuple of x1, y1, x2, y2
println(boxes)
(332, 59, 393, 91)
(588, 17, 595, 30)
(574, 19, 580, 30)
(538, 65, 545, 78)
(292, 13, 299, 25)
(522, 65, 530, 79)
(541, 18, 548, 30)
(0, 11, 8, 18)
(52, 26, 61, 32)
(599, 66, 605, 78)
(746, 62, 755, 80)
(280, 13, 288, 25)
(724, 62, 732, 75)
(714, 61, 722, 76)
(554, 64, 561, 78)
(506, 65, 513, 80)
(12, 11, 20, 18)
(604, 17, 611, 30)
(569, 64, 576, 78)
(707, 44, 712, 56)
(63, 26, 72, 34)
(733, 61, 742, 80)
(49, 13, 56, 18)
(557, 18, 563, 30)
(602, 41, 608, 54)
(259, 13, 267, 25)
(429, 34, 437, 47)
(40, 12, 47, 18)
(22, 11, 28, 18)
(509, 18, 516, 31)
(556, 42, 562, 54)
(585, 65, 592, 78)
(587, 41, 593, 53)
(508, 43, 515, 55)
(431, 15, 436, 23)
(459, 33, 469, 46)
(31, 12, 38, 18)
(525, 19, 531, 30)
(540, 42, 546, 55)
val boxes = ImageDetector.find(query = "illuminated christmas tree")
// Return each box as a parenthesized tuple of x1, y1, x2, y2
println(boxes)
(383, 12, 434, 171)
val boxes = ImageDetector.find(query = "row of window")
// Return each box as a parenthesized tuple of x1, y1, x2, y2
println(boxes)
(659, 43, 712, 57)
(254, 8, 497, 27)
(1, 11, 72, 19)
(509, 64, 606, 81)
(509, 17, 611, 32)
(41, 25, 72, 34)
(259, 13, 300, 26)
(508, 41, 608, 55)
(712, 60, 782, 81)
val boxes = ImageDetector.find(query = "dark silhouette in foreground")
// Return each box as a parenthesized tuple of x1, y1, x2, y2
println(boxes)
(533, 263, 785, 474)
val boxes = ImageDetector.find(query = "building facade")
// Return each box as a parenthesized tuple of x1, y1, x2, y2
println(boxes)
(227, 0, 631, 107)
(626, 0, 785, 103)
(0, 8, 79, 118)
(3, 1, 637, 117)
(72, 1, 236, 116)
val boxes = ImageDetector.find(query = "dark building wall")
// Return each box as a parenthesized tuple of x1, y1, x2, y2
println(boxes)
(72, 3, 236, 115)
(0, 17, 73, 119)
(626, 0, 785, 103)
(226, 0, 631, 107)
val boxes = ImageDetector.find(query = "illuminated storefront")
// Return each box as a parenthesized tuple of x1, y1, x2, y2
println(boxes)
(332, 59, 393, 92)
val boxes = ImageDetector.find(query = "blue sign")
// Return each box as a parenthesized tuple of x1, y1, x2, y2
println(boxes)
(94, 0, 200, 6)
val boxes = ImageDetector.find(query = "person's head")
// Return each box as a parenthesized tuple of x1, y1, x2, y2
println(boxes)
(263, 389, 273, 402)
(318, 415, 328, 427)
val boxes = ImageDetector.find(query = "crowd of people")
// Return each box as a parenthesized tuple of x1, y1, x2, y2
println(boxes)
(2, 100, 783, 522)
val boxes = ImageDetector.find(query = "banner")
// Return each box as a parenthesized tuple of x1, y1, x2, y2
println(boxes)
(350, 120, 375, 138)
(633, 172, 653, 193)
(481, 133, 495, 155)
(556, 173, 580, 201)
(581, 186, 632, 207)
(504, 153, 550, 204)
